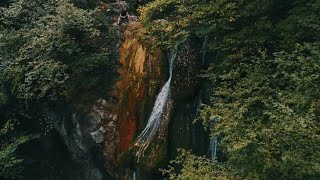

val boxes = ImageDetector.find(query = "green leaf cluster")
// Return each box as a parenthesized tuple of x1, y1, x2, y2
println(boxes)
(0, 135, 38, 179)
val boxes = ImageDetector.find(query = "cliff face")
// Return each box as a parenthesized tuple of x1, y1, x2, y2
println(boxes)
(100, 22, 168, 179)
(18, 21, 209, 180)
(168, 42, 209, 161)
(100, 23, 209, 179)
(42, 21, 209, 180)
(46, 23, 209, 180)
(116, 22, 165, 154)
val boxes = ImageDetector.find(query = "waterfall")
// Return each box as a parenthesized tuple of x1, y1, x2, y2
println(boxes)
(132, 167, 139, 180)
(208, 137, 218, 160)
(135, 48, 178, 159)
(208, 118, 218, 160)
(132, 170, 136, 180)
(201, 35, 208, 66)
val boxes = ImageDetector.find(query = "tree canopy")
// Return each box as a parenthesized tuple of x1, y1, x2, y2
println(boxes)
(137, 0, 320, 179)
(0, 0, 117, 178)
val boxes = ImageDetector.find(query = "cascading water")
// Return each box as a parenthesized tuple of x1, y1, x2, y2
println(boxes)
(135, 48, 178, 159)
(209, 137, 218, 160)
(201, 35, 208, 66)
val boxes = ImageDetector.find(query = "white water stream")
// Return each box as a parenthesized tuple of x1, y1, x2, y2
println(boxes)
(135, 48, 178, 159)
(209, 137, 218, 160)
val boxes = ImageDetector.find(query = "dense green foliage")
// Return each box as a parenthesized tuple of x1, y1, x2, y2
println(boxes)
(138, 0, 320, 179)
(0, 0, 117, 179)
(0, 0, 117, 103)
(1, 0, 320, 179)
(202, 43, 320, 179)
(0, 135, 37, 179)
(161, 149, 233, 180)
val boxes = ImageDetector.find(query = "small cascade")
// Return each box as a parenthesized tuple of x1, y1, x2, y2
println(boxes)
(72, 113, 87, 152)
(208, 137, 218, 160)
(132, 170, 136, 180)
(201, 35, 208, 66)
(132, 167, 139, 180)
(192, 91, 203, 150)
(135, 48, 178, 159)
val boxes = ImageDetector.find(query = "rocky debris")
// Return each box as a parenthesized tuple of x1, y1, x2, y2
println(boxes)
(108, 121, 115, 127)
(90, 126, 108, 144)
(86, 97, 121, 178)
(102, 99, 107, 105)
(90, 130, 105, 144)
(99, 126, 107, 133)
(88, 99, 118, 144)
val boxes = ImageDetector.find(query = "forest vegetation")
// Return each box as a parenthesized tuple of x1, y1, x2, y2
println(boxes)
(1, 0, 320, 179)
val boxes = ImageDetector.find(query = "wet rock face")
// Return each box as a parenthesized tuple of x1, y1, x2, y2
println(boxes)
(42, 103, 114, 180)
(115, 22, 164, 154)
(171, 43, 202, 101)
(168, 98, 209, 161)
(165, 40, 210, 166)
